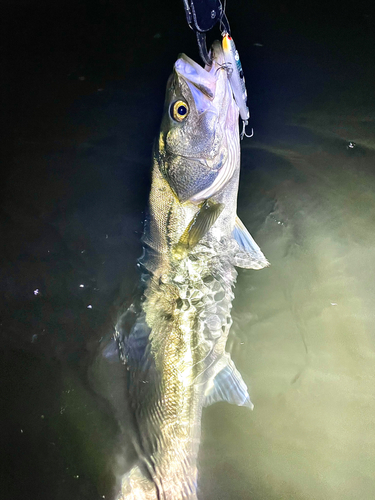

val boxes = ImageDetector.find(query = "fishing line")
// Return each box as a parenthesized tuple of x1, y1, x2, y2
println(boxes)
(219, 0, 228, 34)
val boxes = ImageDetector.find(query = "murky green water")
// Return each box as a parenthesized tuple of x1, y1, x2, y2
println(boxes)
(201, 133, 375, 500)
(3, 1, 375, 499)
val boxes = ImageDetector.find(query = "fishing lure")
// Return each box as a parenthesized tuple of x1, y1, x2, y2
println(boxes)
(222, 32, 253, 139)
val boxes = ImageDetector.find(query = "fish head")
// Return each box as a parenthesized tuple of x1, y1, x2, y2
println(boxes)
(157, 41, 240, 204)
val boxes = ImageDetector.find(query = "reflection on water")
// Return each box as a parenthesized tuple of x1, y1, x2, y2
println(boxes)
(200, 133, 375, 499)
(3, 1, 375, 499)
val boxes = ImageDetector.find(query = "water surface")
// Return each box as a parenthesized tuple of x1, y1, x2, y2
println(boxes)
(2, 1, 375, 499)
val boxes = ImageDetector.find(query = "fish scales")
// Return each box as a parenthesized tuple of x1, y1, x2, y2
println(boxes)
(116, 41, 268, 500)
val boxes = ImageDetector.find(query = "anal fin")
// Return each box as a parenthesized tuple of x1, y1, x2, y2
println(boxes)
(204, 356, 254, 409)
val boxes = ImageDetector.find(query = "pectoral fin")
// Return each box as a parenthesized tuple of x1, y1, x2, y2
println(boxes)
(173, 200, 224, 259)
(232, 216, 269, 269)
(203, 356, 254, 409)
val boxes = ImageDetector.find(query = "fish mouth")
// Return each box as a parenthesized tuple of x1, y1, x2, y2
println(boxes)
(174, 42, 227, 114)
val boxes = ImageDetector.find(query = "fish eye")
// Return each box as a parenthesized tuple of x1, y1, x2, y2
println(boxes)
(171, 100, 189, 122)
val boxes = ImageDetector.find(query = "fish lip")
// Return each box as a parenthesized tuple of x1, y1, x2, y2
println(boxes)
(174, 43, 225, 100)
(174, 56, 215, 99)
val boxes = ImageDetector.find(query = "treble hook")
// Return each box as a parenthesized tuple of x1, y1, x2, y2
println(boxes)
(240, 122, 254, 141)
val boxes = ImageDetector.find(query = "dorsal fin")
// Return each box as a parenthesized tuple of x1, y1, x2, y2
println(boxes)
(231, 216, 269, 270)
(204, 355, 254, 409)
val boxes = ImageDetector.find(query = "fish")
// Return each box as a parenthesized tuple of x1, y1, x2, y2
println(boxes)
(115, 40, 269, 500)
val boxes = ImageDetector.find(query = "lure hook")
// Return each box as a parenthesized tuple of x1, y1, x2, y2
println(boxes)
(240, 122, 254, 140)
